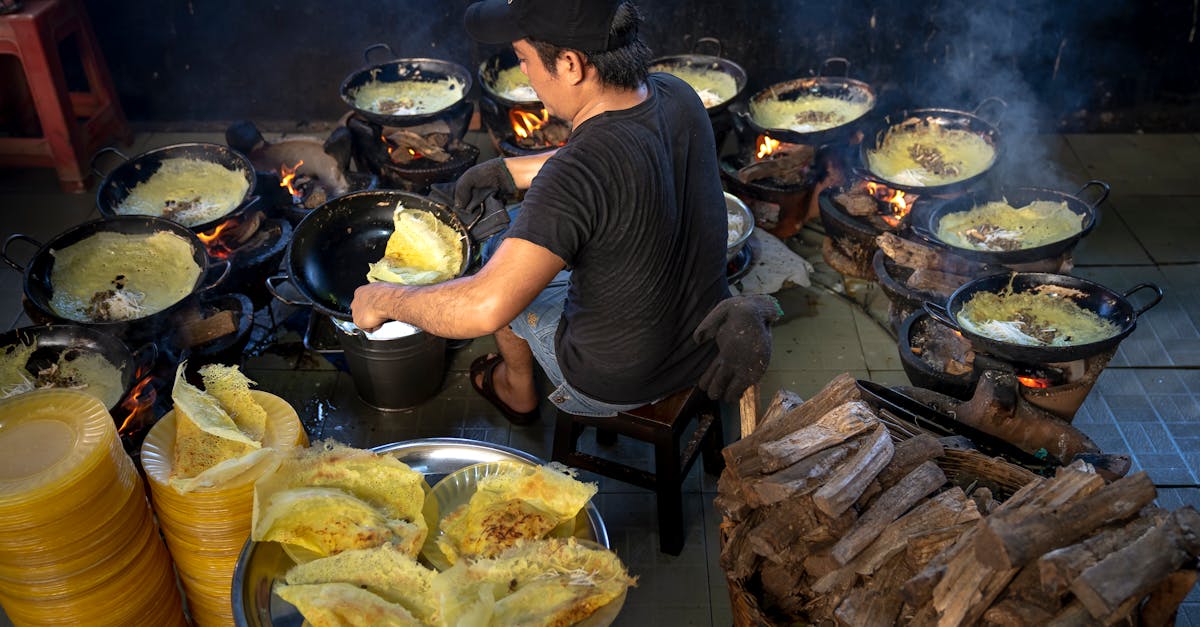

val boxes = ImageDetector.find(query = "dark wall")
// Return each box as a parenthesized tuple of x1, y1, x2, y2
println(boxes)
(86, 0, 1200, 131)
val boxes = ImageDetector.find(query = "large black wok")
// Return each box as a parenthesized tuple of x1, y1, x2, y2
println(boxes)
(860, 98, 1005, 196)
(267, 190, 471, 321)
(93, 143, 258, 234)
(924, 272, 1163, 363)
(741, 57, 876, 146)
(479, 48, 540, 108)
(340, 44, 472, 128)
(2, 216, 230, 337)
(911, 180, 1109, 265)
(0, 324, 156, 411)
(648, 37, 748, 115)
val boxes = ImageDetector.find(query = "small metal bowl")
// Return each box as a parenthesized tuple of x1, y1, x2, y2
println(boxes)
(725, 192, 754, 262)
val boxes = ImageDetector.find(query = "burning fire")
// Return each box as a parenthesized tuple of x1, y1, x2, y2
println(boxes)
(510, 108, 552, 140)
(117, 376, 157, 438)
(1018, 376, 1053, 389)
(756, 135, 781, 159)
(280, 160, 304, 201)
(866, 181, 914, 228)
(197, 218, 237, 259)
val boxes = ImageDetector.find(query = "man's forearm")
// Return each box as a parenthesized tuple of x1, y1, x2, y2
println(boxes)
(503, 150, 557, 189)
(356, 279, 507, 340)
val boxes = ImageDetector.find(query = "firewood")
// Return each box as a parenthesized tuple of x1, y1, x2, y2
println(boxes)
(814, 425, 894, 518)
(747, 444, 853, 507)
(720, 510, 765, 581)
(745, 495, 821, 560)
(981, 566, 1061, 627)
(876, 232, 985, 276)
(177, 310, 237, 348)
(761, 559, 808, 616)
(1046, 595, 1143, 627)
(760, 388, 805, 428)
(803, 548, 842, 580)
(800, 508, 858, 545)
(759, 400, 877, 472)
(975, 471, 1156, 570)
(835, 190, 879, 217)
(834, 553, 910, 627)
(1037, 511, 1164, 596)
(737, 145, 815, 184)
(970, 487, 999, 516)
(904, 523, 977, 575)
(1138, 569, 1198, 627)
(831, 462, 947, 565)
(386, 130, 450, 163)
(874, 434, 945, 490)
(905, 267, 971, 297)
(1071, 507, 1200, 619)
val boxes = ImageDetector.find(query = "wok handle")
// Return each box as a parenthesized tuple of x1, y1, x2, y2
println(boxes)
(972, 97, 1008, 126)
(363, 43, 396, 64)
(198, 259, 231, 293)
(89, 146, 129, 179)
(265, 274, 314, 307)
(1075, 180, 1111, 209)
(923, 301, 963, 331)
(818, 57, 851, 78)
(303, 311, 344, 354)
(1124, 283, 1164, 318)
(2, 233, 42, 273)
(130, 343, 159, 374)
(691, 37, 723, 57)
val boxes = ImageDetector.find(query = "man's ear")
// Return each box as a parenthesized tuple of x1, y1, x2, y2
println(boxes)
(557, 50, 587, 86)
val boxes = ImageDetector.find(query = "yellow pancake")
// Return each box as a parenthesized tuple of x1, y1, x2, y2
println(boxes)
(276, 582, 424, 627)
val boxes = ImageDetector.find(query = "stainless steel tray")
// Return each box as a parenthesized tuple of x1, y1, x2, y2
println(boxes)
(231, 438, 610, 627)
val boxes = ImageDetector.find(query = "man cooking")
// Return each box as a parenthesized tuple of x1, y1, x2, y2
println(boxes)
(351, 0, 776, 423)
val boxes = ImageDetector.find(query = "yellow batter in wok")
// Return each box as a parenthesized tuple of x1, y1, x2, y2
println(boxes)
(114, 158, 249, 227)
(352, 75, 465, 116)
(49, 231, 202, 323)
(868, 123, 995, 187)
(751, 94, 872, 133)
(958, 288, 1120, 347)
(936, 199, 1084, 252)
(0, 340, 124, 409)
(650, 65, 737, 108)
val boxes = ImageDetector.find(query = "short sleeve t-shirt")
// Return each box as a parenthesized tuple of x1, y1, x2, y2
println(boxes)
(503, 73, 729, 404)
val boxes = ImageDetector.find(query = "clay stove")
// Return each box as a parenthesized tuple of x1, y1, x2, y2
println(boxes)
(344, 99, 479, 193)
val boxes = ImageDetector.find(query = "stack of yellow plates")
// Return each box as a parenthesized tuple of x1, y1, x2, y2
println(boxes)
(141, 390, 307, 626)
(0, 389, 186, 626)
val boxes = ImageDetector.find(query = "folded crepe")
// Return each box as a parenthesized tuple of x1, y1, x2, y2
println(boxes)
(170, 362, 264, 491)
(433, 538, 636, 627)
(199, 363, 267, 441)
(253, 486, 424, 561)
(366, 205, 462, 286)
(283, 545, 439, 624)
(437, 464, 597, 564)
(275, 583, 424, 627)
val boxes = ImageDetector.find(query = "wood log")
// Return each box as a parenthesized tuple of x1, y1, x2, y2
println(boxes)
(739, 383, 759, 440)
(737, 144, 815, 184)
(831, 461, 947, 565)
(761, 559, 809, 616)
(813, 425, 895, 518)
(759, 400, 877, 473)
(1046, 595, 1143, 627)
(876, 232, 984, 275)
(759, 388, 804, 428)
(970, 487, 999, 517)
(834, 553, 910, 627)
(1139, 569, 1199, 627)
(981, 565, 1061, 627)
(906, 267, 971, 297)
(177, 310, 237, 348)
(720, 511, 765, 581)
(744, 495, 820, 560)
(835, 190, 879, 217)
(874, 434, 945, 490)
(386, 129, 451, 163)
(747, 444, 853, 507)
(975, 471, 1156, 570)
(1071, 507, 1200, 619)
(1037, 512, 1163, 597)
(904, 523, 977, 575)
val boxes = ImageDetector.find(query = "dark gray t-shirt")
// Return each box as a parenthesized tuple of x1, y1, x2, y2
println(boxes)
(505, 73, 728, 404)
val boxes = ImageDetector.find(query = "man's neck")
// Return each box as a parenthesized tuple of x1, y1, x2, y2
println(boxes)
(570, 82, 649, 128)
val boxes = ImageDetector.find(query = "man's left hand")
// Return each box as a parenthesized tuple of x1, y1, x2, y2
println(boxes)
(351, 283, 397, 332)
(692, 295, 782, 402)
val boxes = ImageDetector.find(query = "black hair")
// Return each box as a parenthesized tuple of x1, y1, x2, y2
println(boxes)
(527, 2, 651, 91)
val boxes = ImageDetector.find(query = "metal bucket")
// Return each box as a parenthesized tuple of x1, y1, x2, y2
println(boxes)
(335, 325, 446, 411)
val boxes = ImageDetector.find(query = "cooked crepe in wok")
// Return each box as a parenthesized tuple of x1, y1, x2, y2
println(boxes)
(48, 230, 201, 323)
(282, 545, 439, 624)
(867, 123, 995, 187)
(114, 158, 249, 227)
(957, 288, 1120, 347)
(650, 65, 737, 108)
(434, 538, 636, 627)
(276, 582, 424, 627)
(492, 66, 538, 103)
(436, 463, 597, 564)
(352, 76, 465, 116)
(367, 204, 463, 285)
(0, 339, 124, 410)
(170, 362, 268, 491)
(751, 94, 872, 133)
(936, 199, 1083, 252)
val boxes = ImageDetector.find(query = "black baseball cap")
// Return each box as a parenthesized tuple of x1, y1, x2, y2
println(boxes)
(464, 0, 624, 53)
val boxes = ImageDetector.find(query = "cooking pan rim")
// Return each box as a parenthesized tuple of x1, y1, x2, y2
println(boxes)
(339, 57, 474, 126)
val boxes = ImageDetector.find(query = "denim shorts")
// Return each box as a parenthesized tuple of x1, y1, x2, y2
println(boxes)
(482, 209, 647, 418)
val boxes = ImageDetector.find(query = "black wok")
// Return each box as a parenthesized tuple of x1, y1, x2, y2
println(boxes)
(911, 180, 1109, 265)
(924, 272, 1163, 363)
(860, 98, 1005, 196)
(266, 190, 471, 321)
(93, 143, 258, 234)
(341, 44, 472, 128)
(741, 57, 876, 146)
(0, 324, 156, 411)
(479, 48, 541, 108)
(648, 37, 748, 115)
(2, 216, 231, 337)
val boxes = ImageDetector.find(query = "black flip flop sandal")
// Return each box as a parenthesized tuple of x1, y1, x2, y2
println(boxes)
(469, 353, 540, 426)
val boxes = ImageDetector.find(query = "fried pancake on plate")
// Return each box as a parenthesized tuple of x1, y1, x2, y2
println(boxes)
(170, 362, 261, 487)
(253, 487, 423, 562)
(284, 545, 439, 624)
(275, 582, 424, 627)
(198, 363, 267, 441)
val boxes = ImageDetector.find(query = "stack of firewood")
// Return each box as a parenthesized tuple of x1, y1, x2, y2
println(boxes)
(718, 374, 1200, 626)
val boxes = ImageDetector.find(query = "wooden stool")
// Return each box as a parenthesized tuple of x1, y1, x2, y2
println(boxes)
(551, 387, 725, 555)
(0, 0, 130, 192)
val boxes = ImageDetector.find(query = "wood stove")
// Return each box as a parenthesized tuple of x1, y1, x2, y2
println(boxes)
(344, 99, 479, 193)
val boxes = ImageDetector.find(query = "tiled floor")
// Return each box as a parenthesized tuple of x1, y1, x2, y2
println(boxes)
(1, 132, 1199, 625)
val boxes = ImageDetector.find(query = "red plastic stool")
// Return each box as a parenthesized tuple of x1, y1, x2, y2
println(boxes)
(0, 0, 130, 192)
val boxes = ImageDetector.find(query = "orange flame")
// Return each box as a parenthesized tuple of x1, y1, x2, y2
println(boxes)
(407, 147, 422, 159)
(1018, 376, 1052, 389)
(197, 219, 237, 259)
(118, 376, 157, 436)
(280, 160, 304, 201)
(509, 108, 551, 139)
(756, 135, 781, 159)
(866, 181, 915, 228)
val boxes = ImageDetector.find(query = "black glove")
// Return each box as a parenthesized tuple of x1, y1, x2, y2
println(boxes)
(446, 158, 518, 242)
(692, 295, 782, 402)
